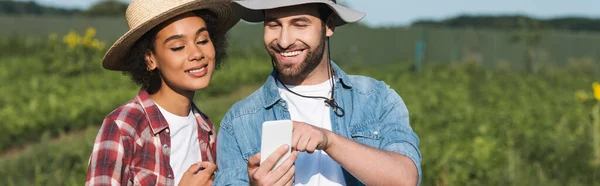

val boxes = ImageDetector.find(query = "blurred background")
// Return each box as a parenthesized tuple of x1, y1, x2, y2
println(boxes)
(1, 0, 600, 185)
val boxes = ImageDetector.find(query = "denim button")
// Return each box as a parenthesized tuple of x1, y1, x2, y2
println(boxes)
(373, 131, 379, 135)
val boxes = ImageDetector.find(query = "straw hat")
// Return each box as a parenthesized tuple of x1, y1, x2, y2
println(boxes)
(103, 0, 239, 71)
(231, 0, 365, 26)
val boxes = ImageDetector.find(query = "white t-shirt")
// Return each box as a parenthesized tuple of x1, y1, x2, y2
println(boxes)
(277, 78, 347, 186)
(156, 104, 202, 186)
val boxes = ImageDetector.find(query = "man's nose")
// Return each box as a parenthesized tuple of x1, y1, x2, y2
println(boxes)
(277, 27, 294, 49)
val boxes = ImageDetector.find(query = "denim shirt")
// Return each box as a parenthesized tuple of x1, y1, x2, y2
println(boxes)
(214, 62, 422, 185)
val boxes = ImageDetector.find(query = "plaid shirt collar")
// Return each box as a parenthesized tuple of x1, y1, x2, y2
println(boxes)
(135, 89, 216, 162)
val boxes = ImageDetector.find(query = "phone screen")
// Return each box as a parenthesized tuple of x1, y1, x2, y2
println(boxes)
(260, 120, 293, 170)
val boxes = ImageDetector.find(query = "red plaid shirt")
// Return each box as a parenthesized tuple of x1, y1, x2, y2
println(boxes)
(85, 90, 217, 186)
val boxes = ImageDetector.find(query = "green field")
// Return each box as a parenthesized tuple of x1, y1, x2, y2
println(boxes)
(1, 16, 600, 185)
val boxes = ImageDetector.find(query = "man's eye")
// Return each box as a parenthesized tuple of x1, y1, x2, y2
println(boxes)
(171, 46, 184, 51)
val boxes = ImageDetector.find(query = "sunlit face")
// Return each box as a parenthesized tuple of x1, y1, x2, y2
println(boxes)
(263, 4, 334, 78)
(145, 12, 216, 93)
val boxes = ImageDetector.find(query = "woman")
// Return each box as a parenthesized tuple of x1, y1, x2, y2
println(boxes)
(85, 0, 238, 185)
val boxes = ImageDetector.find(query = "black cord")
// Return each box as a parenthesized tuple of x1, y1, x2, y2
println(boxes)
(324, 37, 344, 116)
(273, 37, 345, 117)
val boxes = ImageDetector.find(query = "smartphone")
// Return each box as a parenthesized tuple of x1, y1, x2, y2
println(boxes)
(260, 120, 293, 171)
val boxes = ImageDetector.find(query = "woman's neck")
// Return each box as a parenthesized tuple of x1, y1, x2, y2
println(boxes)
(150, 83, 194, 117)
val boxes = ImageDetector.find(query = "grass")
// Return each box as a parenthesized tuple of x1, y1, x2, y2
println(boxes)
(0, 84, 260, 186)
(2, 61, 600, 185)
(1, 18, 600, 185)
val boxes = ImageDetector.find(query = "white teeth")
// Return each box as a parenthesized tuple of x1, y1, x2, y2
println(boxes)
(188, 67, 205, 73)
(280, 50, 302, 57)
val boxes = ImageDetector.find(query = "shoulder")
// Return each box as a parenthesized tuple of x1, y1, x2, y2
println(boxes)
(347, 75, 391, 95)
(220, 86, 265, 128)
(346, 74, 406, 110)
(101, 98, 146, 138)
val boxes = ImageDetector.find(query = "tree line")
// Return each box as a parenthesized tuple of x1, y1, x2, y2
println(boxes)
(412, 15, 600, 32)
(2, 1, 599, 32)
(0, 0, 127, 17)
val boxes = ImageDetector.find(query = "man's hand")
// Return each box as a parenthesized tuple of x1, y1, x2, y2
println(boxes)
(248, 145, 298, 186)
(178, 161, 216, 186)
(292, 121, 334, 153)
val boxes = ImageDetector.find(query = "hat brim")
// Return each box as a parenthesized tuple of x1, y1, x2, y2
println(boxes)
(232, 0, 365, 26)
(103, 1, 239, 71)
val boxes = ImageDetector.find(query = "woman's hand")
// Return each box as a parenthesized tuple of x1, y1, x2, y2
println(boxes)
(178, 161, 217, 186)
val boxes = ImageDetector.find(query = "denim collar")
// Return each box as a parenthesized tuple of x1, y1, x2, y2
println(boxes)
(262, 61, 353, 108)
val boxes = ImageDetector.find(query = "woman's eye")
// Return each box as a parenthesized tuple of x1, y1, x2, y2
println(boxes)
(171, 46, 184, 51)
(196, 39, 209, 45)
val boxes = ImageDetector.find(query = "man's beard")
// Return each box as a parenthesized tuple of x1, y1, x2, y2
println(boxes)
(267, 35, 327, 79)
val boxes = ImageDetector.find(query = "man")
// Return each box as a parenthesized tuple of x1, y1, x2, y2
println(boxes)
(215, 0, 421, 185)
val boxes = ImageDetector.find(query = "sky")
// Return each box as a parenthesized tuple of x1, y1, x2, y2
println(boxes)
(31, 0, 600, 27)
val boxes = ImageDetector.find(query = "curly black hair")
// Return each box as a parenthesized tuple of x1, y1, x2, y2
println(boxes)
(122, 10, 228, 94)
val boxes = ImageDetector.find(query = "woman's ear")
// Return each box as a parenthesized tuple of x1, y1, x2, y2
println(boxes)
(325, 14, 336, 37)
(144, 51, 157, 71)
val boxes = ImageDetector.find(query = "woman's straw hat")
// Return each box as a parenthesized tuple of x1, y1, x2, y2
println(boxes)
(103, 0, 239, 71)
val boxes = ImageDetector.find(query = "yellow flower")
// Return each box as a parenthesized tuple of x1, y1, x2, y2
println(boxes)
(575, 90, 589, 103)
(83, 27, 97, 46)
(61, 27, 104, 51)
(85, 27, 96, 38)
(593, 82, 600, 101)
(89, 39, 105, 51)
(63, 30, 81, 49)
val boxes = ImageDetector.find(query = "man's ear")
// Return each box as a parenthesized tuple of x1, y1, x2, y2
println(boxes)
(144, 51, 157, 71)
(325, 14, 336, 37)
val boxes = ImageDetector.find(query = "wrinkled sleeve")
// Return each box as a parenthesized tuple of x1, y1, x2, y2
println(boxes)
(85, 118, 132, 186)
(214, 119, 251, 185)
(379, 84, 422, 185)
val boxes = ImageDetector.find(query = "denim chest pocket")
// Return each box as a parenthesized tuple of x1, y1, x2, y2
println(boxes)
(350, 122, 382, 148)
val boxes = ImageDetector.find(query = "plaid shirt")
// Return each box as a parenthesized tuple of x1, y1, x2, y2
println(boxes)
(86, 90, 217, 186)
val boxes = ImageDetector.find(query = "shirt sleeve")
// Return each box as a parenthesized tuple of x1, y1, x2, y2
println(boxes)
(85, 118, 132, 186)
(378, 84, 422, 185)
(214, 120, 251, 185)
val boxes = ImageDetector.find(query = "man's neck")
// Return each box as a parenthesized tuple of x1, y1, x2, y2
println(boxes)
(150, 81, 194, 117)
(279, 59, 332, 86)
